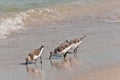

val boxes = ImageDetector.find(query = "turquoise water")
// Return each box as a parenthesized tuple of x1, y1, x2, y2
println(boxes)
(0, 0, 105, 13)
(0, 0, 76, 13)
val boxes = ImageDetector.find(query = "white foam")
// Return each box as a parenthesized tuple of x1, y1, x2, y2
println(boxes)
(0, 12, 29, 39)
(0, 8, 62, 39)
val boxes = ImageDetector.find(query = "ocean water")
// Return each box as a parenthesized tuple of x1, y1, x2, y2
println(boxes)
(0, 0, 117, 39)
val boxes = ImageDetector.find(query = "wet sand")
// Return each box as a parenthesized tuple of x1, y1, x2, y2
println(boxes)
(73, 65, 120, 80)
(0, 15, 120, 80)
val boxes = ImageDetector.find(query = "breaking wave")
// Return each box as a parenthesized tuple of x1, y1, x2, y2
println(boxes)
(0, 5, 82, 39)
(1, 0, 120, 39)
(0, 12, 28, 39)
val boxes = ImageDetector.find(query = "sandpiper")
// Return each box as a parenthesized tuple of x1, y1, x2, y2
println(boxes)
(59, 40, 69, 46)
(49, 41, 72, 59)
(25, 45, 45, 64)
(68, 35, 86, 55)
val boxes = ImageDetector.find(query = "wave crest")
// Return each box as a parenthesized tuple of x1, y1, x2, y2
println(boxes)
(0, 5, 81, 39)
(1, 1, 120, 39)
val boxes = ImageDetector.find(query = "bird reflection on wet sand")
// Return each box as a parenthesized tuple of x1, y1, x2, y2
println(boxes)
(50, 56, 79, 70)
(25, 64, 45, 78)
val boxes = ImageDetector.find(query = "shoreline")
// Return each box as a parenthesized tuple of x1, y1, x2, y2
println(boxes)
(1, 2, 120, 79)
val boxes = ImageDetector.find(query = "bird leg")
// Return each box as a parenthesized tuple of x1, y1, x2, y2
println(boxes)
(63, 52, 68, 58)
(73, 46, 78, 56)
(25, 61, 28, 65)
(34, 59, 37, 64)
(40, 56, 42, 63)
(49, 52, 52, 60)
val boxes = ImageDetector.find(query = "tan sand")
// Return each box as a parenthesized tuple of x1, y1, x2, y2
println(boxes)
(73, 65, 120, 80)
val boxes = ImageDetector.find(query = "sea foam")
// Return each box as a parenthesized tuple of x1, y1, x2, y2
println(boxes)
(1, 2, 120, 39)
(0, 12, 29, 39)
(0, 6, 81, 39)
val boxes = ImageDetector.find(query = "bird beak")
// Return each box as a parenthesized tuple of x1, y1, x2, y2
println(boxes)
(49, 52, 52, 60)
(49, 54, 52, 60)
(25, 61, 28, 65)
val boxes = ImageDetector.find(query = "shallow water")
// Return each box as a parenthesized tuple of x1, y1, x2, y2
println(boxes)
(0, 15, 120, 80)
(1, 0, 120, 80)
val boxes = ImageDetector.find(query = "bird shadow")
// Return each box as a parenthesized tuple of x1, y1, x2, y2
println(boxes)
(20, 62, 33, 65)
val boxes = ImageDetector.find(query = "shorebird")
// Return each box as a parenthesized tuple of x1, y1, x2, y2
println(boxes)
(49, 40, 72, 59)
(25, 45, 45, 64)
(68, 35, 86, 55)
(59, 40, 69, 46)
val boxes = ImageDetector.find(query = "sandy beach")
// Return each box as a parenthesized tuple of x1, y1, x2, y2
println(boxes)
(0, 0, 120, 80)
